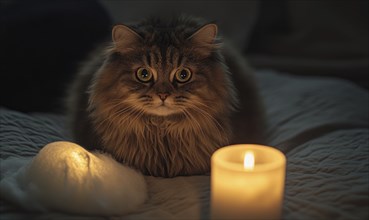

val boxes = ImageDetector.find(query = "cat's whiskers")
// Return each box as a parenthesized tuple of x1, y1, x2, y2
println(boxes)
(180, 108, 207, 139)
(126, 108, 145, 129)
(95, 106, 134, 131)
(93, 96, 140, 128)
(100, 105, 146, 157)
(175, 98, 212, 138)
(115, 107, 141, 124)
(105, 99, 135, 115)
(189, 100, 227, 131)
(95, 99, 133, 116)
(184, 103, 227, 142)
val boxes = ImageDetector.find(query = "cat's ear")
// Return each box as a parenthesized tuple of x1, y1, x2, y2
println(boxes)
(188, 23, 218, 45)
(112, 24, 142, 49)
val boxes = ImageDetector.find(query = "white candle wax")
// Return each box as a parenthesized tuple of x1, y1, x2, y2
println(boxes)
(211, 144, 286, 220)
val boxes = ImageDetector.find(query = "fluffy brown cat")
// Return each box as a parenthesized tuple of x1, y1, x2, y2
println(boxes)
(66, 16, 265, 177)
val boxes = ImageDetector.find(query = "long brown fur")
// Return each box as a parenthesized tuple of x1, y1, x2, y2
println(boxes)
(66, 16, 265, 177)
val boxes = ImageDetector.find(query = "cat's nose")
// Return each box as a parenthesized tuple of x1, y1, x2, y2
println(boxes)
(157, 93, 169, 101)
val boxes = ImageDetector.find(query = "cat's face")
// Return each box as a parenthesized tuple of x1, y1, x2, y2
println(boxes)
(114, 45, 225, 117)
(126, 56, 202, 116)
(90, 23, 233, 120)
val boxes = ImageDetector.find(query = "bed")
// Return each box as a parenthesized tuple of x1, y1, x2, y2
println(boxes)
(1, 69, 368, 220)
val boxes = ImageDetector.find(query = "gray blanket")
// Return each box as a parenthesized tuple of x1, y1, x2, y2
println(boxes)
(1, 70, 368, 219)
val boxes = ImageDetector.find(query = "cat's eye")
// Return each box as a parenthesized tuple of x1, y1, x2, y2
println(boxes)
(175, 68, 192, 83)
(136, 68, 153, 83)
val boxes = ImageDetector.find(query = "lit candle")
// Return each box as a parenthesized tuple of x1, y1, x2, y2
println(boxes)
(211, 144, 286, 220)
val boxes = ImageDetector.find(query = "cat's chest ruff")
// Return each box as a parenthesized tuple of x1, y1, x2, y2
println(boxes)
(146, 116, 178, 133)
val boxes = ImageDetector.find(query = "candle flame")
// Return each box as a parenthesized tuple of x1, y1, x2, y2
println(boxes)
(243, 151, 255, 170)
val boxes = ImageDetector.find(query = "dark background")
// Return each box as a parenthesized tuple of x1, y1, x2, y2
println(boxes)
(1, 0, 368, 113)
